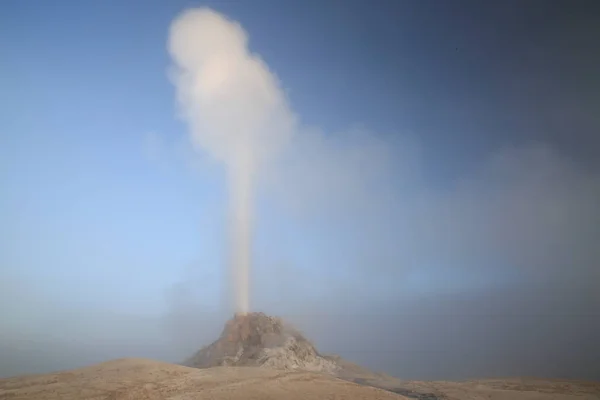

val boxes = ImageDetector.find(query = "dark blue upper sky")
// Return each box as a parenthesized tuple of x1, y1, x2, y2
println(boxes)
(4, 0, 598, 180)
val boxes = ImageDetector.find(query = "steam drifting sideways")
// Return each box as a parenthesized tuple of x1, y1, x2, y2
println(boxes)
(168, 8, 296, 314)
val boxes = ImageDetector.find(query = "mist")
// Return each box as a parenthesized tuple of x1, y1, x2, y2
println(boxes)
(2, 2, 599, 382)
(168, 8, 296, 314)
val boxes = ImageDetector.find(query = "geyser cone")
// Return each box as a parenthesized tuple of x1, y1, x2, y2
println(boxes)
(183, 312, 339, 372)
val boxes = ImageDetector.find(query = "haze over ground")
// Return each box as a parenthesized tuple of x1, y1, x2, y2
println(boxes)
(1, 0, 599, 381)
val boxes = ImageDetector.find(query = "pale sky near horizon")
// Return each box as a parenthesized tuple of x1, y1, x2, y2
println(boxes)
(1, 0, 599, 380)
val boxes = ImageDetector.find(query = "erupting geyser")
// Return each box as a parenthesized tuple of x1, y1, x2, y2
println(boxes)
(168, 8, 295, 313)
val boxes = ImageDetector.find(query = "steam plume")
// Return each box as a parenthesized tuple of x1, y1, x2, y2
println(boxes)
(168, 8, 295, 313)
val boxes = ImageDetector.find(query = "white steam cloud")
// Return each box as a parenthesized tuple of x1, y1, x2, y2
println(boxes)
(168, 8, 296, 313)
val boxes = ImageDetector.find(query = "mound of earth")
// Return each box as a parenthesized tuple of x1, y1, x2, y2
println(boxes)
(183, 312, 339, 373)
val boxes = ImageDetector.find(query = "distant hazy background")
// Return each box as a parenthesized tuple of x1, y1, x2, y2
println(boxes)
(1, 0, 599, 380)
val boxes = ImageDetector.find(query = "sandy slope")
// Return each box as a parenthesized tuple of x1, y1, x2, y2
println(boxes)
(0, 358, 408, 400)
(1, 358, 598, 400)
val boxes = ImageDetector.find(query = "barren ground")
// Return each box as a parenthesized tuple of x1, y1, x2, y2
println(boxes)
(1, 358, 598, 400)
(0, 358, 408, 400)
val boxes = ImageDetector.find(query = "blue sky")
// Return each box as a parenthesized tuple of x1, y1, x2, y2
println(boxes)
(1, 0, 599, 380)
(0, 0, 456, 314)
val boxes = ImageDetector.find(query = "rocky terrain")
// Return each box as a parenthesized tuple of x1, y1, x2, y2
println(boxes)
(183, 312, 339, 373)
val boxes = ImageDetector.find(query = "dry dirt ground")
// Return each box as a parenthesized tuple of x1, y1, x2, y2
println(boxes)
(0, 358, 408, 400)
(393, 378, 600, 400)
(328, 355, 600, 400)
(349, 374, 600, 400)
(1, 358, 598, 400)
